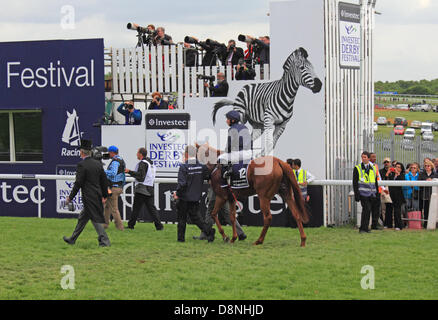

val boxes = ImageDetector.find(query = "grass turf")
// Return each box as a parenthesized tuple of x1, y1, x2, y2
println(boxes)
(0, 217, 437, 300)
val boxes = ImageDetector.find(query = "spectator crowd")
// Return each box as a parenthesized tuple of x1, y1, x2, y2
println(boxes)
(354, 151, 438, 233)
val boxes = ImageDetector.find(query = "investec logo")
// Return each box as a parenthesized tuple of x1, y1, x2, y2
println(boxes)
(61, 109, 82, 157)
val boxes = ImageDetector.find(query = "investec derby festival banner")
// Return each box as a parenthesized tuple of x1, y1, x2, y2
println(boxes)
(0, 39, 104, 218)
(339, 2, 361, 69)
(146, 113, 190, 175)
(55, 165, 82, 214)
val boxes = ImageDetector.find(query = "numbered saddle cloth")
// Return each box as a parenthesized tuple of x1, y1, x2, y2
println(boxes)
(221, 163, 249, 189)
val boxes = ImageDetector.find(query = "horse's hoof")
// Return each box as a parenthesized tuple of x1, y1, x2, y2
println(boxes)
(253, 241, 263, 246)
(230, 237, 237, 243)
(223, 236, 230, 243)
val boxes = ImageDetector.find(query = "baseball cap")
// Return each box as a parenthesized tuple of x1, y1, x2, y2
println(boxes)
(383, 157, 391, 163)
(225, 110, 241, 122)
(108, 146, 119, 153)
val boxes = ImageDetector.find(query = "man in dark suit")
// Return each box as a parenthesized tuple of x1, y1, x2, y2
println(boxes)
(223, 40, 244, 66)
(63, 140, 111, 247)
(173, 145, 215, 242)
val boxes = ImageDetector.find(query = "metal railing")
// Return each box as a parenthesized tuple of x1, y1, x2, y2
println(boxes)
(1, 174, 437, 229)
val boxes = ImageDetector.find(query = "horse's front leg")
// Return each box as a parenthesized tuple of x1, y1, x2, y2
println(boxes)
(228, 199, 238, 243)
(211, 195, 229, 242)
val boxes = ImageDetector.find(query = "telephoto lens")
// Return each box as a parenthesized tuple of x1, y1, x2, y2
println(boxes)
(184, 36, 198, 44)
(238, 34, 247, 42)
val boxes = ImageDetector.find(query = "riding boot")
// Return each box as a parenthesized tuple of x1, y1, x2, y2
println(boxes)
(222, 164, 233, 180)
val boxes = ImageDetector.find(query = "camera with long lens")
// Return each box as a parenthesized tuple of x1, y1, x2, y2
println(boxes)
(160, 39, 173, 46)
(238, 34, 249, 43)
(206, 39, 223, 47)
(197, 74, 215, 82)
(127, 23, 157, 47)
(127, 23, 153, 34)
(91, 146, 111, 162)
(184, 36, 199, 45)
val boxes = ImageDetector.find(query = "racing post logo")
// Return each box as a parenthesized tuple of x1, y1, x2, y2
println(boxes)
(61, 109, 82, 157)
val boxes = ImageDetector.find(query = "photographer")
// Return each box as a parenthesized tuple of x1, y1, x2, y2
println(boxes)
(204, 72, 229, 97)
(184, 42, 198, 67)
(242, 35, 270, 65)
(190, 36, 226, 67)
(125, 148, 164, 231)
(223, 40, 244, 66)
(117, 100, 142, 125)
(103, 146, 126, 231)
(148, 92, 169, 110)
(235, 59, 256, 81)
(144, 24, 156, 46)
(153, 27, 173, 46)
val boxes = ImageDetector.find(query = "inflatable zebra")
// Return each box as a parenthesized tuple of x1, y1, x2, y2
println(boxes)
(212, 47, 322, 155)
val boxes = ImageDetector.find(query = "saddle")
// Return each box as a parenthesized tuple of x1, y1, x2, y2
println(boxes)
(220, 163, 250, 189)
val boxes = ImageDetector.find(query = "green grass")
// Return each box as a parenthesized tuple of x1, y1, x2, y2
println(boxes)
(1, 217, 438, 300)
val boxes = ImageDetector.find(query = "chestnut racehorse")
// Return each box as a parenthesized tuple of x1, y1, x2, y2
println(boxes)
(196, 143, 309, 246)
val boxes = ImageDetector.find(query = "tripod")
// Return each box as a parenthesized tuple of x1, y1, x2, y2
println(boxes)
(209, 47, 223, 67)
(135, 30, 145, 50)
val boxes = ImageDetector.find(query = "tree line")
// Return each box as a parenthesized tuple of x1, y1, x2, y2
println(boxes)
(375, 79, 438, 96)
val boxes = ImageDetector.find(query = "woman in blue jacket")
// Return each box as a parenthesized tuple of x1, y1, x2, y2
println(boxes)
(403, 162, 420, 211)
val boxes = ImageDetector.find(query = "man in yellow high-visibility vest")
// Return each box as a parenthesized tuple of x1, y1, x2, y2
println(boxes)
(292, 159, 315, 203)
(353, 151, 381, 234)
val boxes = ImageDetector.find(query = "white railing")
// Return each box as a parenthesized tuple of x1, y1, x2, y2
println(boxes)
(1, 174, 437, 229)
(108, 45, 270, 107)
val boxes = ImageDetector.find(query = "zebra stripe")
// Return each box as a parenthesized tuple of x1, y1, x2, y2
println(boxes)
(212, 47, 321, 151)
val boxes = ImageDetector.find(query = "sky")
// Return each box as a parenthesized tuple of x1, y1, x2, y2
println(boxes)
(0, 0, 437, 82)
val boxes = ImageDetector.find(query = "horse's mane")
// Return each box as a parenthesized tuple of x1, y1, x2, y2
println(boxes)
(195, 143, 223, 163)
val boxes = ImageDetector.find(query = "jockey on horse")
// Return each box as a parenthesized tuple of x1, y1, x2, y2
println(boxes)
(217, 110, 253, 182)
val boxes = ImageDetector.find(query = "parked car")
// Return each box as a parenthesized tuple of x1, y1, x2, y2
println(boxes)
(421, 122, 433, 135)
(393, 125, 405, 135)
(422, 131, 434, 141)
(401, 138, 415, 150)
(385, 104, 396, 110)
(433, 122, 438, 132)
(376, 116, 387, 125)
(375, 104, 384, 109)
(433, 105, 438, 113)
(404, 128, 416, 139)
(418, 104, 432, 112)
(396, 104, 409, 110)
(373, 122, 378, 132)
(410, 120, 422, 129)
(394, 117, 408, 127)
(410, 104, 422, 112)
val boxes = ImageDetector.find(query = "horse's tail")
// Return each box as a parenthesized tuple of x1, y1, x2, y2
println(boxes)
(212, 99, 244, 125)
(278, 159, 310, 224)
